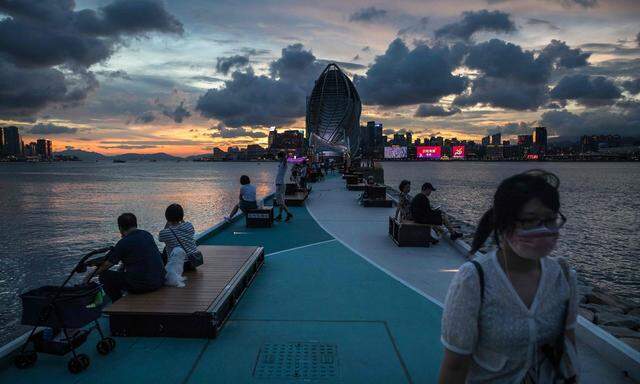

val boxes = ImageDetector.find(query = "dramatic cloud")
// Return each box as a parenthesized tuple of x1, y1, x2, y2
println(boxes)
(0, 0, 182, 118)
(162, 101, 191, 123)
(397, 17, 429, 36)
(270, 43, 323, 86)
(29, 123, 78, 135)
(414, 104, 460, 117)
(487, 121, 534, 136)
(526, 18, 560, 31)
(454, 39, 590, 110)
(557, 0, 598, 8)
(349, 7, 387, 23)
(540, 40, 590, 69)
(216, 55, 250, 75)
(541, 106, 639, 139)
(550, 75, 622, 106)
(434, 10, 516, 42)
(622, 78, 640, 95)
(354, 38, 468, 106)
(196, 69, 307, 127)
(210, 123, 268, 138)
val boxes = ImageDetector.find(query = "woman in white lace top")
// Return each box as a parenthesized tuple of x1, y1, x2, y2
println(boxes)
(438, 170, 578, 383)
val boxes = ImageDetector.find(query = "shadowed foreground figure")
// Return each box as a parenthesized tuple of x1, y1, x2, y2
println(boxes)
(438, 170, 578, 383)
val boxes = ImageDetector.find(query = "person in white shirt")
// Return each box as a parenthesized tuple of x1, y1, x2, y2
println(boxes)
(439, 170, 578, 384)
(226, 175, 258, 221)
(274, 151, 293, 222)
(158, 204, 198, 287)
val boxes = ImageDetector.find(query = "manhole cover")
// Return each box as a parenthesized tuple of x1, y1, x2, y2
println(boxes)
(254, 342, 338, 379)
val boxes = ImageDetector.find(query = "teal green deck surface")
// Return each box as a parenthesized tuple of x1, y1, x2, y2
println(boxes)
(1, 192, 445, 383)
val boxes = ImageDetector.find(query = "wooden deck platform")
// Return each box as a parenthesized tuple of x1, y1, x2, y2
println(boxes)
(285, 190, 308, 206)
(104, 245, 264, 338)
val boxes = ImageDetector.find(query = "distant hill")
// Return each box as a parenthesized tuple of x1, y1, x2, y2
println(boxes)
(111, 153, 182, 161)
(184, 153, 213, 161)
(53, 149, 109, 161)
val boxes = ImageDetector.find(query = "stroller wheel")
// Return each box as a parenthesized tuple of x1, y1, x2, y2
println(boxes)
(68, 357, 84, 374)
(14, 351, 37, 369)
(105, 337, 116, 350)
(97, 340, 111, 355)
(78, 354, 90, 368)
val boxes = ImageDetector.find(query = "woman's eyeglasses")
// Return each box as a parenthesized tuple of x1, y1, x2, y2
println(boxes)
(515, 212, 566, 230)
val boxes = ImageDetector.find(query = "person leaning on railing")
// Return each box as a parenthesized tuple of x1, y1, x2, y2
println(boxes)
(438, 170, 578, 384)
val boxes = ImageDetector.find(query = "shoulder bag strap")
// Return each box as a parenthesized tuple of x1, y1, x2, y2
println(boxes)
(169, 226, 187, 253)
(470, 260, 485, 303)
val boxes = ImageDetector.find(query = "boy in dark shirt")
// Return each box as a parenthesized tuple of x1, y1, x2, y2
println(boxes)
(88, 213, 165, 302)
(410, 182, 463, 242)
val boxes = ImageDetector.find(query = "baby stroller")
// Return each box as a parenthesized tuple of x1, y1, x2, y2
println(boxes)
(14, 246, 116, 374)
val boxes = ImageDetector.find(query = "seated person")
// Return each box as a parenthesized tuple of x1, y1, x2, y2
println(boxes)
(395, 180, 412, 222)
(225, 175, 258, 221)
(89, 213, 165, 302)
(159, 204, 198, 287)
(410, 182, 463, 243)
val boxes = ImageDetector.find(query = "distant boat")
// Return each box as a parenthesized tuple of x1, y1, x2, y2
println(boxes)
(113, 159, 126, 163)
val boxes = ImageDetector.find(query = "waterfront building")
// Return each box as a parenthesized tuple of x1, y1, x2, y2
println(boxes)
(268, 129, 305, 155)
(486, 144, 504, 160)
(0, 127, 3, 155)
(360, 121, 384, 159)
(2, 126, 21, 156)
(246, 144, 266, 160)
(306, 63, 362, 156)
(212, 147, 226, 160)
(533, 126, 548, 154)
(481, 135, 490, 146)
(392, 133, 407, 147)
(405, 132, 413, 148)
(36, 139, 52, 160)
(491, 133, 501, 146)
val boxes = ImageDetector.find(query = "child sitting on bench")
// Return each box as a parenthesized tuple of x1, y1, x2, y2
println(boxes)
(225, 175, 258, 221)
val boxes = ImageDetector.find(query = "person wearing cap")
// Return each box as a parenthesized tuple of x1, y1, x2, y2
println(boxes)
(410, 182, 463, 243)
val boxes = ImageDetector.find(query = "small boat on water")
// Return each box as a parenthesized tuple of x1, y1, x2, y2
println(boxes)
(0, 174, 637, 383)
(112, 159, 126, 163)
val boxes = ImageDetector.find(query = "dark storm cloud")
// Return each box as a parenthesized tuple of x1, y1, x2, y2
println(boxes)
(135, 111, 156, 123)
(316, 59, 366, 71)
(487, 121, 533, 136)
(454, 76, 548, 110)
(485, 0, 597, 7)
(29, 123, 78, 134)
(216, 55, 250, 75)
(196, 69, 307, 127)
(541, 106, 639, 139)
(270, 43, 324, 86)
(550, 75, 622, 106)
(354, 38, 468, 106)
(526, 18, 560, 31)
(210, 123, 267, 138)
(578, 43, 640, 57)
(161, 101, 191, 123)
(191, 75, 225, 83)
(622, 78, 640, 95)
(0, 0, 182, 118)
(454, 39, 589, 110)
(414, 104, 460, 117)
(540, 40, 590, 69)
(434, 10, 516, 42)
(95, 70, 131, 80)
(349, 7, 388, 23)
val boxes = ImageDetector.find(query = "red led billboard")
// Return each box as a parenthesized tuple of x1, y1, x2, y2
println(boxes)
(452, 145, 465, 159)
(416, 146, 441, 159)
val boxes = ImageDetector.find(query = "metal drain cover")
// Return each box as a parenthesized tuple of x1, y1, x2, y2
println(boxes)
(254, 342, 338, 379)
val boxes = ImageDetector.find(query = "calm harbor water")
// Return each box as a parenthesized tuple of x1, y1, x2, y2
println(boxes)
(1, 161, 639, 347)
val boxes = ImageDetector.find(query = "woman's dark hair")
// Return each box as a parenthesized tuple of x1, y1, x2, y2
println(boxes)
(165, 203, 184, 222)
(399, 179, 410, 192)
(470, 170, 560, 254)
(240, 175, 250, 185)
(117, 213, 137, 231)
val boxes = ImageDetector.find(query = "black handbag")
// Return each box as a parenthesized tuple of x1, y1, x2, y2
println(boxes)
(169, 227, 203, 271)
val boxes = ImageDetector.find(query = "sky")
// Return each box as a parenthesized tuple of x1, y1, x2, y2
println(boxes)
(0, 0, 638, 156)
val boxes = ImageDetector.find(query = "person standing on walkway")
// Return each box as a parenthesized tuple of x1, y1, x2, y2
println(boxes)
(275, 151, 293, 222)
(438, 170, 578, 383)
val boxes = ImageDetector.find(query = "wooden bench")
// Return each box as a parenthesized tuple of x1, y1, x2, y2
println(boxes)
(362, 186, 392, 207)
(345, 175, 362, 185)
(104, 245, 264, 338)
(246, 206, 274, 228)
(347, 183, 366, 191)
(285, 190, 308, 206)
(388, 217, 432, 247)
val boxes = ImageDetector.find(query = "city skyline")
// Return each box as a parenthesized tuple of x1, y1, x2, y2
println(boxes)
(0, 0, 639, 156)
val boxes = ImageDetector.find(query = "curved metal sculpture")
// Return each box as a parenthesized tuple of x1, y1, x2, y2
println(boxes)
(306, 63, 362, 156)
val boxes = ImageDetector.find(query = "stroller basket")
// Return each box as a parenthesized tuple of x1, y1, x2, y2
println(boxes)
(20, 282, 104, 329)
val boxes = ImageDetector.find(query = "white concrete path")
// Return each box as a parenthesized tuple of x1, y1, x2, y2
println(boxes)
(307, 175, 635, 383)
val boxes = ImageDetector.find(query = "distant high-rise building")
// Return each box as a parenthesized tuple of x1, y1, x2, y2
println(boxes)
(36, 139, 48, 159)
(405, 131, 413, 147)
(268, 127, 277, 149)
(491, 133, 501, 146)
(246, 144, 266, 159)
(0, 127, 4, 155)
(517, 135, 533, 146)
(481, 135, 490, 146)
(392, 133, 406, 147)
(46, 140, 52, 159)
(533, 126, 547, 153)
(362, 121, 384, 158)
(2, 126, 21, 156)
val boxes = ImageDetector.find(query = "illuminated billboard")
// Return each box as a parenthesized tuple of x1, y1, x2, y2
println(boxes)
(452, 145, 465, 159)
(384, 146, 407, 159)
(416, 146, 441, 159)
